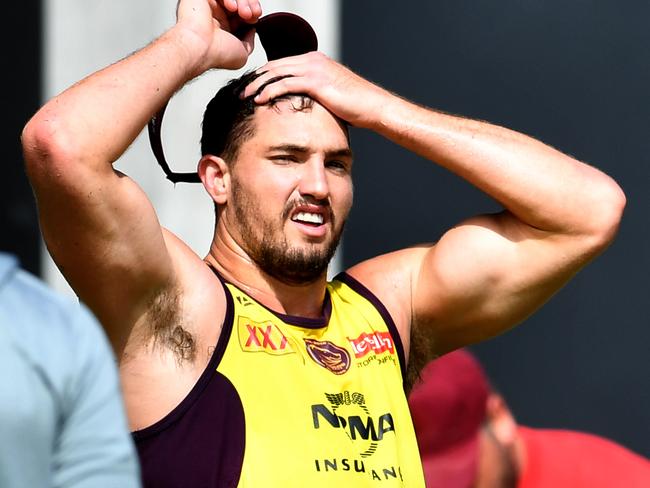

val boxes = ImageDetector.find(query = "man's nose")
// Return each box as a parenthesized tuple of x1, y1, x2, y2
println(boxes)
(298, 159, 330, 201)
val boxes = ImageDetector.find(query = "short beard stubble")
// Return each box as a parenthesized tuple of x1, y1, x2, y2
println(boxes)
(230, 177, 345, 285)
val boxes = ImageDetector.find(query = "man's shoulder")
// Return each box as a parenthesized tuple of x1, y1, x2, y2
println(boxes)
(341, 247, 429, 314)
(344, 245, 430, 286)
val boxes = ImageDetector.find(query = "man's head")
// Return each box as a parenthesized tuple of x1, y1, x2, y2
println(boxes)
(198, 72, 353, 285)
(200, 71, 294, 163)
(408, 350, 522, 488)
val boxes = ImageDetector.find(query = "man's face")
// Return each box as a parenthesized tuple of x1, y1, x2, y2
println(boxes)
(222, 98, 353, 284)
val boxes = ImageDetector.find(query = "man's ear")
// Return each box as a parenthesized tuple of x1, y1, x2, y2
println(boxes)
(198, 155, 230, 205)
(485, 393, 518, 447)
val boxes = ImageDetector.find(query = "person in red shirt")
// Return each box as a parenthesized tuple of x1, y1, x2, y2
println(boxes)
(408, 350, 650, 488)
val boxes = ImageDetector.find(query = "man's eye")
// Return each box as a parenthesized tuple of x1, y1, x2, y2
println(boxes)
(270, 155, 298, 163)
(326, 160, 347, 171)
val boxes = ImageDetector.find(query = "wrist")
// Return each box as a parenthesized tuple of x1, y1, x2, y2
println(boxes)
(360, 88, 402, 132)
(161, 25, 212, 80)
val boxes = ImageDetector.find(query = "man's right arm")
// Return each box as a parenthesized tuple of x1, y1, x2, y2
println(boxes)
(21, 0, 260, 353)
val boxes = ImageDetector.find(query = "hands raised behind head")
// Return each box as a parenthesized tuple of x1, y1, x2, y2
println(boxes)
(175, 0, 262, 73)
(173, 2, 389, 124)
(242, 52, 390, 128)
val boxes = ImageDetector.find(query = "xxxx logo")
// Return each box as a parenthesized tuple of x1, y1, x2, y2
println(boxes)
(238, 318, 294, 355)
(348, 331, 394, 359)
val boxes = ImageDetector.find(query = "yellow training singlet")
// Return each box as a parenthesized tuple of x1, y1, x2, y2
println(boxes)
(134, 271, 426, 488)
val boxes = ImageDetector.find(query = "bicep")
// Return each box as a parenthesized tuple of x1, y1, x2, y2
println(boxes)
(413, 211, 591, 353)
(32, 163, 174, 345)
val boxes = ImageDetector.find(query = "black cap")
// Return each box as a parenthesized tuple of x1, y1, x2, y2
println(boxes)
(149, 12, 318, 184)
(255, 12, 318, 60)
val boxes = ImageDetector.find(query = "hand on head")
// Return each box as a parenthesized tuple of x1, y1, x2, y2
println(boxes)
(242, 52, 390, 129)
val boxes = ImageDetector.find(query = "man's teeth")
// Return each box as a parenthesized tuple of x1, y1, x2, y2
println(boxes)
(292, 212, 324, 224)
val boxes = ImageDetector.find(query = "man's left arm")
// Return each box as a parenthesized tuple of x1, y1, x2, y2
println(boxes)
(244, 52, 626, 356)
(357, 94, 625, 355)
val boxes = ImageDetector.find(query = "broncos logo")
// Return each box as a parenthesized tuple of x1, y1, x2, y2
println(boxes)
(304, 339, 351, 375)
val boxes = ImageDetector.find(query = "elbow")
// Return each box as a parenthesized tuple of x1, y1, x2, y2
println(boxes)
(22, 110, 81, 186)
(583, 179, 626, 253)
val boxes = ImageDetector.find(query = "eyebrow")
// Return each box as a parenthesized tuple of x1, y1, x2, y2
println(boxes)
(267, 144, 354, 159)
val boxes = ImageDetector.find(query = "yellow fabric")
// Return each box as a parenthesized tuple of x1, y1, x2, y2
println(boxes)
(217, 277, 426, 487)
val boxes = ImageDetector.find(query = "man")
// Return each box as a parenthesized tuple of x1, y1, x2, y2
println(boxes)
(21, 0, 625, 486)
(0, 252, 140, 487)
(408, 350, 650, 488)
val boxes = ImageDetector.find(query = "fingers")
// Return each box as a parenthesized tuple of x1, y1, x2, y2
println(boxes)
(254, 76, 316, 104)
(177, 0, 256, 30)
(241, 53, 317, 99)
(222, 0, 238, 11)
(219, 0, 262, 23)
(238, 52, 376, 126)
(249, 0, 262, 19)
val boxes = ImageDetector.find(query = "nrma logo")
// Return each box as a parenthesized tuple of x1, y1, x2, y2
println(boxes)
(311, 391, 395, 458)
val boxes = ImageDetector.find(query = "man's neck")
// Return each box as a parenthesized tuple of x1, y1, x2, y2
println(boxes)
(205, 231, 329, 319)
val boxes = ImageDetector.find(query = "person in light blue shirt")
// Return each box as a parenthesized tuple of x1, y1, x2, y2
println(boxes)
(0, 252, 140, 487)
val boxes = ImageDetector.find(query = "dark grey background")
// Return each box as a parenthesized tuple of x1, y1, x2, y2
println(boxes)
(2, 3, 42, 275)
(342, 1, 649, 456)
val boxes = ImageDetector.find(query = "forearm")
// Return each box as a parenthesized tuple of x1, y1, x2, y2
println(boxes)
(369, 95, 625, 238)
(23, 26, 201, 168)
(245, 53, 624, 240)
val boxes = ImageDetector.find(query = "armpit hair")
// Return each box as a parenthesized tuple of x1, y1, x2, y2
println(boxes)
(404, 321, 438, 395)
(146, 286, 196, 363)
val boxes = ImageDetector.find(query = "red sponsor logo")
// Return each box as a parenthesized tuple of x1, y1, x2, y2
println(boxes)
(348, 331, 394, 359)
(238, 318, 293, 355)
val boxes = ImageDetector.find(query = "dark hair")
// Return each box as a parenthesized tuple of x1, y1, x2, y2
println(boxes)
(200, 71, 314, 163)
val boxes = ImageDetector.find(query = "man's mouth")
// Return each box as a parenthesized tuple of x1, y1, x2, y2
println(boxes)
(291, 212, 324, 226)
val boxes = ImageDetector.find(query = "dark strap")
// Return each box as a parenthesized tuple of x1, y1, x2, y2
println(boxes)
(148, 12, 318, 184)
(148, 101, 201, 183)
